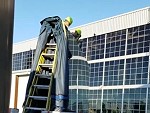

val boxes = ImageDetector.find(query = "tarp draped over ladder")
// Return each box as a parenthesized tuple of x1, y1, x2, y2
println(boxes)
(22, 16, 73, 113)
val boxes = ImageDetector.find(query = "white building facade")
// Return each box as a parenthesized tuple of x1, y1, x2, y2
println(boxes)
(10, 7, 150, 113)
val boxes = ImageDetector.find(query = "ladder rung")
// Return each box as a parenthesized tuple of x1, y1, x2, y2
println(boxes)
(25, 107, 46, 111)
(46, 47, 56, 50)
(46, 43, 56, 46)
(42, 53, 55, 58)
(35, 74, 51, 79)
(29, 96, 47, 100)
(39, 64, 53, 68)
(46, 43, 56, 48)
(34, 85, 49, 89)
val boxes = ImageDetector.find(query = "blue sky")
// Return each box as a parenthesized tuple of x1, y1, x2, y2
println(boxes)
(14, 0, 150, 43)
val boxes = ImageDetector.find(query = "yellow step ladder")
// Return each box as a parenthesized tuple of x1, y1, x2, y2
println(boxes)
(23, 41, 57, 112)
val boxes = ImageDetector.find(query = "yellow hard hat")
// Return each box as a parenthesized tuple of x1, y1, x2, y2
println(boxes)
(75, 28, 81, 35)
(65, 16, 73, 25)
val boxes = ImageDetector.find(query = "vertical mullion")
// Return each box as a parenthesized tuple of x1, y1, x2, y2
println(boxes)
(145, 48, 150, 113)
(101, 33, 107, 113)
(121, 28, 128, 113)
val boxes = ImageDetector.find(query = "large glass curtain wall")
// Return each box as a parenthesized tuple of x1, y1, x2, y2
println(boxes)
(87, 23, 150, 113)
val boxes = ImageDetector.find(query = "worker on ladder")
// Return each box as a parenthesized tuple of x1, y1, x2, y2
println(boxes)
(54, 17, 82, 112)
(53, 16, 73, 112)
